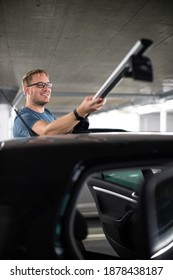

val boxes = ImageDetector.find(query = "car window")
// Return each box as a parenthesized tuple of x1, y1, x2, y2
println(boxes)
(94, 169, 144, 191)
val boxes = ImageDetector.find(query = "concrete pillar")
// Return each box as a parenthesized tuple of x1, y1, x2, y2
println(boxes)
(0, 104, 12, 141)
(160, 109, 167, 132)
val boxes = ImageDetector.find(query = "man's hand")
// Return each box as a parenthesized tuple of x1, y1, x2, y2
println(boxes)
(76, 96, 106, 117)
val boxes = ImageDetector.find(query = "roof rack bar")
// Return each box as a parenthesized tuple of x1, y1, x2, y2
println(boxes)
(93, 38, 153, 99)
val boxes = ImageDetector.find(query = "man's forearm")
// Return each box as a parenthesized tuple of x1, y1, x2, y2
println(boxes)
(43, 111, 79, 135)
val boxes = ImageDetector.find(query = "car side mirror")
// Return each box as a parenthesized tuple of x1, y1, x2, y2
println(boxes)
(140, 168, 173, 259)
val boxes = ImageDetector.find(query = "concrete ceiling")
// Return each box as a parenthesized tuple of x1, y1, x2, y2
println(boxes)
(0, 0, 173, 116)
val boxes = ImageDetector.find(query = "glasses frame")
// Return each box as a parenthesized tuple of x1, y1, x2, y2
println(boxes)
(27, 82, 53, 88)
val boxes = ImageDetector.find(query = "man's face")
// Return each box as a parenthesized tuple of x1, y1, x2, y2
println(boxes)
(25, 73, 52, 106)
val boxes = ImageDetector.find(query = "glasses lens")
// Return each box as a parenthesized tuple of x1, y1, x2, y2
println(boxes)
(37, 82, 45, 88)
(37, 82, 48, 88)
(46, 83, 53, 88)
(37, 82, 52, 88)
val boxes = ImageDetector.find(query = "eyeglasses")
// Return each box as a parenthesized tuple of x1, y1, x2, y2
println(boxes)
(27, 82, 53, 88)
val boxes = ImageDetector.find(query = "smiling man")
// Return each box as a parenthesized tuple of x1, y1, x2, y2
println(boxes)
(13, 69, 106, 137)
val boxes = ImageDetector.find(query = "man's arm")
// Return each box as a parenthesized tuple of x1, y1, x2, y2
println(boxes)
(32, 96, 106, 135)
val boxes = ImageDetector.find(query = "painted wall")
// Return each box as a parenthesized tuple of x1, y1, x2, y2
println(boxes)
(89, 109, 140, 132)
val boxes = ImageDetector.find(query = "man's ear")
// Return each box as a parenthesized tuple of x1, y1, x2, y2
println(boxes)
(23, 85, 29, 95)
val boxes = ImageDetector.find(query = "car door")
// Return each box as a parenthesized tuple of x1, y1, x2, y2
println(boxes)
(87, 168, 153, 259)
(140, 167, 173, 259)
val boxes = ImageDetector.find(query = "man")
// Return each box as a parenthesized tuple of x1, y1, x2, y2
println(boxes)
(13, 69, 106, 137)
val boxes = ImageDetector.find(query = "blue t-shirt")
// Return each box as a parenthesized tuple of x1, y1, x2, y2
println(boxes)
(13, 107, 56, 137)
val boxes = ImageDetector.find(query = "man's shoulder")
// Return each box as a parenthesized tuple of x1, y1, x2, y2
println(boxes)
(15, 107, 39, 122)
(18, 107, 32, 115)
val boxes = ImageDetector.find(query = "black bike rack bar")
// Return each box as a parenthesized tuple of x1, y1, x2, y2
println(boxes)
(93, 38, 153, 99)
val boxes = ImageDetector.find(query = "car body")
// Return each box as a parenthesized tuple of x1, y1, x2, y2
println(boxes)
(1, 132, 173, 260)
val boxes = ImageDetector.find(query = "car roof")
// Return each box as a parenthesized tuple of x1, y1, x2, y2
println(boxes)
(1, 132, 173, 161)
(2, 131, 173, 145)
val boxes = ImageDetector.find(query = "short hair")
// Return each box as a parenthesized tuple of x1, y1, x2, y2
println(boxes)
(22, 69, 49, 86)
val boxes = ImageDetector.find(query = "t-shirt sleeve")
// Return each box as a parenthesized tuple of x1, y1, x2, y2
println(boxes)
(13, 113, 40, 137)
(21, 112, 40, 128)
